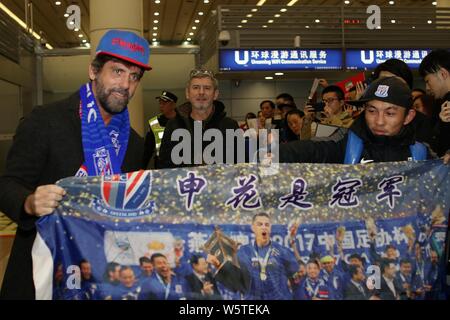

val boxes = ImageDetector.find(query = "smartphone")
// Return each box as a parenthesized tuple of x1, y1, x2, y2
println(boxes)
(312, 102, 326, 112)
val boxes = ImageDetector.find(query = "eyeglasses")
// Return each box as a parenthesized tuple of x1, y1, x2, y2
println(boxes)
(189, 69, 215, 79)
(322, 97, 340, 104)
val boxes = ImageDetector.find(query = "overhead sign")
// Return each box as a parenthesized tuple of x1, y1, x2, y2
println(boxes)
(346, 49, 431, 70)
(219, 49, 343, 71)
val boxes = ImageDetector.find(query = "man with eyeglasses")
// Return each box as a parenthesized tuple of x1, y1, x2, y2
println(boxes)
(0, 30, 149, 299)
(158, 69, 239, 168)
(304, 85, 355, 142)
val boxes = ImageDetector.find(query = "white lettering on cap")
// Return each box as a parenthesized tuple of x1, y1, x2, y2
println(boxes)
(374, 85, 389, 98)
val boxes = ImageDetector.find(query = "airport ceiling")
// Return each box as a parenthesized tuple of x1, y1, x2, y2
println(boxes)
(0, 0, 440, 49)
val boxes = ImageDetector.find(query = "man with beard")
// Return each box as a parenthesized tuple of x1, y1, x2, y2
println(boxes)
(0, 30, 150, 299)
(158, 69, 239, 168)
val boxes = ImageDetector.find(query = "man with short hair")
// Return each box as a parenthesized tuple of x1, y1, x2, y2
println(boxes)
(144, 91, 178, 168)
(379, 259, 402, 300)
(185, 254, 222, 300)
(159, 69, 239, 168)
(138, 256, 154, 280)
(145, 253, 188, 300)
(208, 212, 299, 300)
(419, 49, 450, 158)
(280, 77, 431, 164)
(343, 265, 369, 300)
(0, 29, 150, 299)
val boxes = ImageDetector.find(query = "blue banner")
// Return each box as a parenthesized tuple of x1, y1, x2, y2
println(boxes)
(33, 161, 449, 300)
(346, 49, 431, 70)
(219, 49, 343, 71)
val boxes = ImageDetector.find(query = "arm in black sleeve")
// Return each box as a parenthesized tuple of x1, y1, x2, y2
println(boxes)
(279, 136, 347, 163)
(157, 119, 177, 169)
(143, 130, 155, 169)
(0, 109, 49, 230)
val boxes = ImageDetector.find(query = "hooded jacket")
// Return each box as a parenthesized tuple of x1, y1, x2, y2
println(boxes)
(158, 100, 239, 168)
(279, 112, 429, 164)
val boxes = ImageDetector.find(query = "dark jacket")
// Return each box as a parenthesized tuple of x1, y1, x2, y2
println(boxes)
(0, 92, 144, 300)
(343, 280, 370, 300)
(378, 276, 403, 300)
(185, 272, 222, 300)
(158, 100, 239, 168)
(280, 112, 428, 163)
(430, 92, 450, 157)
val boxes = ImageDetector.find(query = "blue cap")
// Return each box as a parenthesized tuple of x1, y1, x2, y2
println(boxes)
(96, 30, 151, 71)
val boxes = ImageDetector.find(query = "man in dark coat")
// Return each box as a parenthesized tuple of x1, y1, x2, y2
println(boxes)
(158, 69, 239, 168)
(0, 30, 150, 299)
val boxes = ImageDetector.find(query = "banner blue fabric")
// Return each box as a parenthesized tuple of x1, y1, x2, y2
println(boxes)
(33, 161, 450, 300)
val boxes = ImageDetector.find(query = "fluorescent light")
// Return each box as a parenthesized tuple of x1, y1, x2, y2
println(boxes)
(280, 8, 287, 12)
(189, 32, 194, 35)
(265, 76, 273, 80)
(204, 0, 209, 3)
(287, 0, 298, 6)
(153, 33, 157, 36)
(305, 25, 310, 28)
(256, 0, 266, 6)
(247, 14, 253, 17)
(153, 20, 159, 23)
(315, 19, 320, 23)
(153, 26, 158, 30)
(389, 0, 394, 4)
(195, 20, 200, 23)
(187, 38, 192, 41)
(241, 20, 248, 23)
(391, 19, 396, 23)
(74, 28, 79, 32)
(262, 25, 268, 28)
(251, 8, 258, 12)
(82, 39, 87, 43)
(237, 25, 242, 28)
(64, 13, 69, 17)
(344, 0, 350, 4)
(155, 0, 160, 3)
(55, 1, 61, 5)
(275, 72, 284, 76)
(78, 34, 83, 38)
(274, 14, 281, 17)
(268, 20, 274, 23)
(198, 12, 204, 15)
(432, 1, 437, 5)
(192, 26, 197, 29)
(154, 12, 160, 16)
(428, 20, 433, 24)
(0, 2, 56, 49)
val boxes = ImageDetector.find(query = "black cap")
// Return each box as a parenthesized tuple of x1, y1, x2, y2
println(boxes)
(347, 76, 412, 109)
(155, 91, 178, 103)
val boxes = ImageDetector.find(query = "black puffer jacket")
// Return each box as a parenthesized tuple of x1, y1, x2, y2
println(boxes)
(280, 112, 428, 163)
(158, 100, 239, 168)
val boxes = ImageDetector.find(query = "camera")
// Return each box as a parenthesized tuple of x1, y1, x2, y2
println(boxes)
(312, 102, 326, 112)
(218, 30, 231, 46)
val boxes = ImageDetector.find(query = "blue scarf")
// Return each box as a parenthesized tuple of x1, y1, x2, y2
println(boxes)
(76, 82, 130, 177)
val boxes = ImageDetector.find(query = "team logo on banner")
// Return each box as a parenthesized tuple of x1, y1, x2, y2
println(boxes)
(93, 170, 155, 218)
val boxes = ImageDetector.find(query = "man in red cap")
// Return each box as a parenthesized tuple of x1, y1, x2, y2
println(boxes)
(0, 29, 151, 299)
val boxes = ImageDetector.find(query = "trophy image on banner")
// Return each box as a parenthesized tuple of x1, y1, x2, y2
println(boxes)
(203, 226, 240, 272)
(203, 226, 250, 294)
